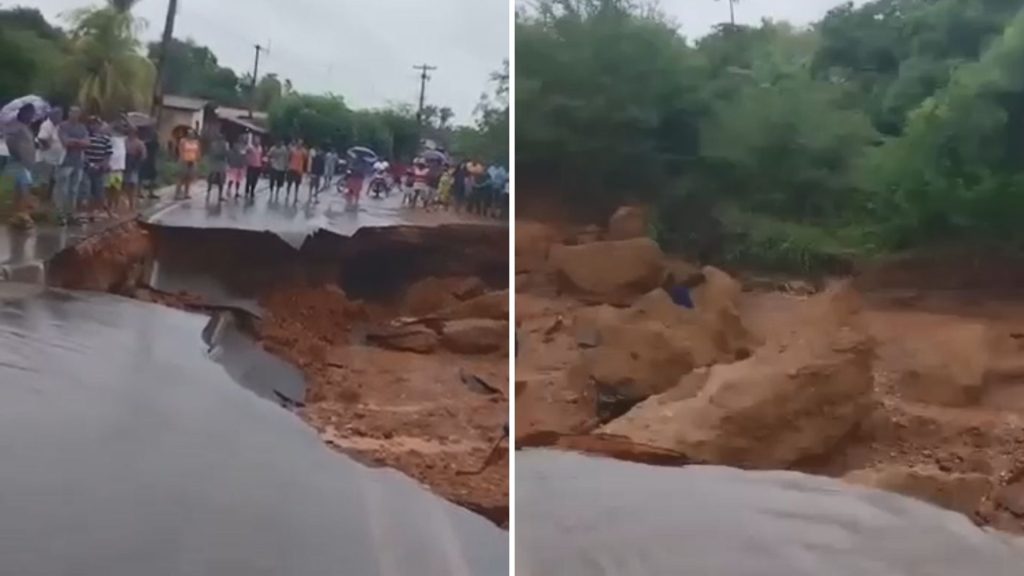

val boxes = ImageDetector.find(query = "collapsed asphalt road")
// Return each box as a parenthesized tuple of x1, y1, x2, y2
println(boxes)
(0, 285, 506, 576)
(0, 187, 509, 573)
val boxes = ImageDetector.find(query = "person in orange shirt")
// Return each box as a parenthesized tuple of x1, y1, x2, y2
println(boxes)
(285, 139, 307, 201)
(176, 129, 201, 199)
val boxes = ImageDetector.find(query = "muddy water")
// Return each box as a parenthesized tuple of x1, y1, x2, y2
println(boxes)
(516, 450, 1024, 576)
(0, 285, 506, 575)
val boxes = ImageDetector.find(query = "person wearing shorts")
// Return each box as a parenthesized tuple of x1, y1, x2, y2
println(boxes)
(4, 103, 37, 228)
(107, 126, 127, 211)
(285, 140, 307, 200)
(205, 131, 228, 202)
(176, 129, 200, 199)
(267, 141, 289, 198)
(225, 138, 246, 199)
(243, 136, 263, 199)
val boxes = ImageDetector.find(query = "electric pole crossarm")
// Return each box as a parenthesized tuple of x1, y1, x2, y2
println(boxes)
(413, 63, 438, 125)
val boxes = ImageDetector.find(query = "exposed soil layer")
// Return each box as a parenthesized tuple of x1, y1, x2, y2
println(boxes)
(45, 219, 510, 527)
(516, 216, 1024, 534)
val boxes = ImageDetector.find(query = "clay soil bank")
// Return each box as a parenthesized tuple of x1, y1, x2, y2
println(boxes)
(516, 213, 1024, 534)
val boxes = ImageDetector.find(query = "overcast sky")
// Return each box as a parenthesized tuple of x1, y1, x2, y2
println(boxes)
(26, 0, 509, 124)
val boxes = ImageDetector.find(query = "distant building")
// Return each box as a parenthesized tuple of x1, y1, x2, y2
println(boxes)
(157, 94, 207, 148)
(154, 95, 269, 152)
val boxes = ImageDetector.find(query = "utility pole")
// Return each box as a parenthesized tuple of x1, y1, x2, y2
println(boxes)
(413, 64, 437, 126)
(729, 0, 736, 25)
(248, 43, 268, 118)
(151, 0, 178, 124)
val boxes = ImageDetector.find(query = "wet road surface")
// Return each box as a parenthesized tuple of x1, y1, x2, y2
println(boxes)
(149, 182, 500, 246)
(0, 284, 507, 575)
(517, 450, 1024, 576)
(0, 187, 178, 278)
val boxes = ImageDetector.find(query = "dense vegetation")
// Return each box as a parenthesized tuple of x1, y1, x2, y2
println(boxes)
(0, 3, 507, 163)
(517, 0, 1024, 271)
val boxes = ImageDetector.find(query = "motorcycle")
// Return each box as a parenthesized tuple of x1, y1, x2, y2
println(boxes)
(368, 174, 389, 199)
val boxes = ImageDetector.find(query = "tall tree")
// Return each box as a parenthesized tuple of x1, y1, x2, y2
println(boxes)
(65, 0, 154, 117)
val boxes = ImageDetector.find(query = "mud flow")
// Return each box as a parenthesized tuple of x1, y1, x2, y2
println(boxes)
(516, 209, 1024, 539)
(0, 286, 506, 575)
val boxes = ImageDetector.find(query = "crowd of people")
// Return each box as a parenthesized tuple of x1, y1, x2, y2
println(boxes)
(391, 156, 509, 219)
(1, 102, 159, 228)
(2, 101, 509, 228)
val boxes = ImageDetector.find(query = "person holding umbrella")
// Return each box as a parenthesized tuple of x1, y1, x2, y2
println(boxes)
(4, 103, 38, 228)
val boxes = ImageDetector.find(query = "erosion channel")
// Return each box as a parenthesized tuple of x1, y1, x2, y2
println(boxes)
(0, 215, 509, 575)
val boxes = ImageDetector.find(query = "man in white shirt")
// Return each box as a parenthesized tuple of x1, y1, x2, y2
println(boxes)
(36, 107, 65, 195)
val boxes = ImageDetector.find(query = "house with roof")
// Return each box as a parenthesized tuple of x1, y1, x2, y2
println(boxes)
(156, 95, 269, 151)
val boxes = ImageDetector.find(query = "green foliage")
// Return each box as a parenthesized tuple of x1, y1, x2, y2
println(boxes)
(148, 39, 243, 106)
(65, 0, 154, 117)
(517, 0, 704, 210)
(268, 93, 353, 148)
(0, 7, 68, 105)
(518, 0, 1024, 272)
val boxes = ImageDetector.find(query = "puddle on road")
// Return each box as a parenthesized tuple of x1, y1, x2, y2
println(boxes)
(516, 450, 1024, 576)
(0, 286, 506, 576)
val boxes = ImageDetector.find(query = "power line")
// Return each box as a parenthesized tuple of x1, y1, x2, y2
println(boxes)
(413, 63, 437, 125)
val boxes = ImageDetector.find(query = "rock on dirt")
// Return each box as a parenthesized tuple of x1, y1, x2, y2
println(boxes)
(516, 221, 561, 273)
(365, 325, 439, 353)
(441, 319, 508, 355)
(602, 321, 874, 468)
(549, 238, 664, 305)
(844, 465, 993, 517)
(607, 206, 649, 241)
(401, 276, 486, 316)
(437, 290, 509, 321)
(577, 320, 698, 417)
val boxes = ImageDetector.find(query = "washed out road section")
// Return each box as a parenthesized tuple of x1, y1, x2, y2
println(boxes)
(0, 285, 506, 576)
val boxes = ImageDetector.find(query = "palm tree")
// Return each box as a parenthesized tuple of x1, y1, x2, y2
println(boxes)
(65, 0, 154, 117)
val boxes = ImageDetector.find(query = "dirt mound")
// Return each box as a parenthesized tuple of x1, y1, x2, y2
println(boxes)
(879, 323, 993, 407)
(550, 238, 665, 305)
(260, 285, 358, 348)
(607, 206, 649, 241)
(844, 464, 993, 517)
(48, 220, 152, 293)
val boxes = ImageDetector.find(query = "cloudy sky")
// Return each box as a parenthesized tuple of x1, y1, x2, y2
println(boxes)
(28, 0, 509, 124)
